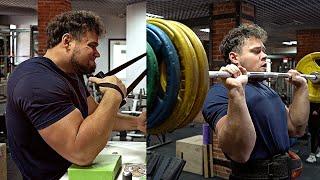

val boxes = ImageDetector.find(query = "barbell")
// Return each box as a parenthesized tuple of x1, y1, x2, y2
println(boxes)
(208, 71, 320, 83)
(147, 18, 320, 134)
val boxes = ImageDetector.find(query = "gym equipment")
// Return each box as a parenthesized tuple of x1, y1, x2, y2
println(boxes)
(296, 52, 320, 102)
(147, 24, 181, 128)
(209, 71, 320, 80)
(148, 18, 199, 133)
(172, 21, 209, 129)
(146, 42, 159, 110)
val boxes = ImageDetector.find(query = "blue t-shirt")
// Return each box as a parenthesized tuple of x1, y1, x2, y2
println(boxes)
(6, 57, 89, 179)
(202, 82, 290, 161)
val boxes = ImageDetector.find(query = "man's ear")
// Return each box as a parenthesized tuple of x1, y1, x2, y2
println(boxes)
(228, 52, 239, 65)
(61, 33, 72, 48)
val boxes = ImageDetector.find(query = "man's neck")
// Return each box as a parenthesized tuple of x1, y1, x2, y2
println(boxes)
(44, 48, 75, 74)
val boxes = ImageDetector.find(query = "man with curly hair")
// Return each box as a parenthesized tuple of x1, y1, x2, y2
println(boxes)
(202, 24, 308, 179)
(6, 11, 146, 179)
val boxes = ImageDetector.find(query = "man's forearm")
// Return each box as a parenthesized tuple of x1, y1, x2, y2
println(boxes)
(218, 88, 256, 163)
(288, 84, 309, 133)
(113, 113, 138, 131)
(73, 90, 122, 164)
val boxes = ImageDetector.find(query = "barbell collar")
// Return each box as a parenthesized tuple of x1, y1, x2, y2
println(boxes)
(208, 71, 319, 81)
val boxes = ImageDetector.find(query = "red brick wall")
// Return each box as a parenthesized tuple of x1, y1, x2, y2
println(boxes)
(296, 29, 320, 62)
(210, 1, 255, 178)
(211, 1, 237, 64)
(241, 1, 255, 17)
(38, 0, 71, 55)
(210, 1, 255, 84)
(212, 134, 231, 179)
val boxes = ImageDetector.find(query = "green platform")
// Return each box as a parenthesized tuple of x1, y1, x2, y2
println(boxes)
(68, 154, 122, 180)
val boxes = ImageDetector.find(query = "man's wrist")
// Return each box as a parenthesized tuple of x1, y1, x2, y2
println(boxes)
(99, 83, 124, 100)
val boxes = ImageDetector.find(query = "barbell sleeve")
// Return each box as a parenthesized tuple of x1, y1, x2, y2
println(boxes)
(208, 71, 319, 81)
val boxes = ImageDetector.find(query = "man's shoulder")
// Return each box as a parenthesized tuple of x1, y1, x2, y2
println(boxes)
(13, 57, 51, 73)
(8, 58, 68, 95)
(208, 83, 227, 94)
(9, 57, 62, 83)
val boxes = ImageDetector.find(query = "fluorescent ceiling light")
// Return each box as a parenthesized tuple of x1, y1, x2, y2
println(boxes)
(282, 41, 297, 46)
(10, 24, 16, 29)
(146, 13, 164, 18)
(200, 28, 210, 33)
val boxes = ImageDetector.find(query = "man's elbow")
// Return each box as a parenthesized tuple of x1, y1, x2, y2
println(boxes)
(229, 152, 251, 163)
(221, 144, 251, 163)
(71, 154, 94, 166)
(68, 149, 96, 166)
(290, 129, 305, 137)
(289, 124, 306, 137)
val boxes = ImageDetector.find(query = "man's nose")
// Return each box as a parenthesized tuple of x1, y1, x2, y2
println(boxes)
(95, 50, 100, 58)
(261, 51, 267, 61)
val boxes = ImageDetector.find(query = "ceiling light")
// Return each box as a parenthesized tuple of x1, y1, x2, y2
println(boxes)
(282, 41, 297, 46)
(10, 24, 16, 29)
(200, 28, 210, 33)
(146, 13, 164, 18)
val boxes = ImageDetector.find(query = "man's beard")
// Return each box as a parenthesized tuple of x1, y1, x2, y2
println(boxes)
(71, 52, 96, 75)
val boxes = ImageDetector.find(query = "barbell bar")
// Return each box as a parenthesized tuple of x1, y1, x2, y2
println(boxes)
(209, 71, 320, 83)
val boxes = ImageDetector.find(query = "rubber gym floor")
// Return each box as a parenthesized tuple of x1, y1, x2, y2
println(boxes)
(148, 123, 320, 180)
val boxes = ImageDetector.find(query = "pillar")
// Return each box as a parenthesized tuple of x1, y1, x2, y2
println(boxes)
(210, 1, 255, 178)
(38, 0, 71, 55)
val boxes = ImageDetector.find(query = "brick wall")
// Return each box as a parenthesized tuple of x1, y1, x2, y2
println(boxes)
(210, 1, 255, 85)
(210, 1, 255, 178)
(296, 29, 320, 62)
(212, 134, 231, 179)
(211, 1, 236, 65)
(38, 0, 71, 55)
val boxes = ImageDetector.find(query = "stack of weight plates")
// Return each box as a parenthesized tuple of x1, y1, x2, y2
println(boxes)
(147, 18, 209, 134)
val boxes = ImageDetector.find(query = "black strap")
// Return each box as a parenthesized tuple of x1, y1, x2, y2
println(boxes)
(99, 53, 147, 77)
(94, 53, 147, 107)
(98, 82, 126, 107)
(126, 69, 147, 95)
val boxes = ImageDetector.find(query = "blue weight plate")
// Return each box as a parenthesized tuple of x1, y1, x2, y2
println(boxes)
(147, 24, 180, 129)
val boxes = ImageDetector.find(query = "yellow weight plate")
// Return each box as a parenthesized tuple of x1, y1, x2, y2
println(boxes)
(148, 18, 199, 134)
(171, 21, 209, 129)
(296, 52, 320, 102)
(159, 58, 167, 92)
(154, 21, 209, 132)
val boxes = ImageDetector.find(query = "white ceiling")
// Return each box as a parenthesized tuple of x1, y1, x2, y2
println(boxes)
(1, 0, 320, 50)
(147, 0, 320, 49)
(0, 0, 144, 17)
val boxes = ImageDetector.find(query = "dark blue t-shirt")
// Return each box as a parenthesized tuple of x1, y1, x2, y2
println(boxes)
(202, 82, 290, 161)
(6, 57, 89, 179)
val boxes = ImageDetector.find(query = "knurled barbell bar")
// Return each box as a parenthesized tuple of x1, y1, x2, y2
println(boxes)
(208, 71, 320, 84)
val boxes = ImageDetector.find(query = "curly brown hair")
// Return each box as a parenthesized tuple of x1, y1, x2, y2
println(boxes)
(46, 10, 106, 49)
(219, 24, 267, 64)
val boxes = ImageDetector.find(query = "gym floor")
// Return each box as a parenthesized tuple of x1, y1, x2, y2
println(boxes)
(148, 123, 320, 180)
(4, 123, 320, 180)
(3, 131, 146, 180)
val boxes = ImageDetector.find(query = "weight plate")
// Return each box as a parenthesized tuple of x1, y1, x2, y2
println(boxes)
(147, 42, 159, 111)
(147, 24, 181, 128)
(296, 52, 320, 102)
(148, 18, 199, 134)
(171, 21, 209, 129)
